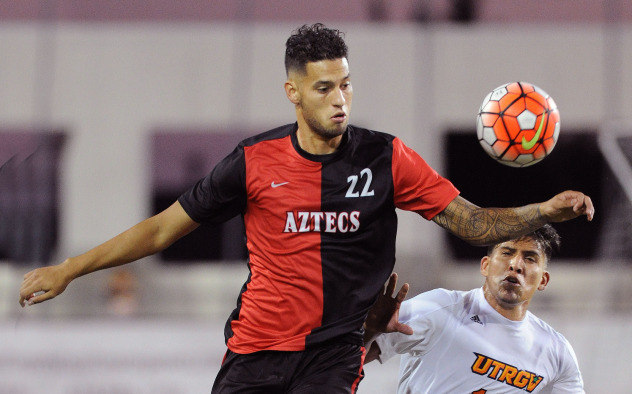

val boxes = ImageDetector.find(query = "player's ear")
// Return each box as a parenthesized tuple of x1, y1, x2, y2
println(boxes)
(538, 271, 550, 291)
(285, 79, 300, 105)
(480, 256, 490, 277)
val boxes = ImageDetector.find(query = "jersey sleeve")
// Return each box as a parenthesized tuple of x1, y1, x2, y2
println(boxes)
(178, 144, 247, 224)
(374, 289, 456, 364)
(548, 336, 585, 393)
(391, 137, 459, 220)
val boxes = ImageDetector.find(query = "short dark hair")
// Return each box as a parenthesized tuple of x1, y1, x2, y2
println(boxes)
(285, 23, 348, 76)
(487, 224, 561, 262)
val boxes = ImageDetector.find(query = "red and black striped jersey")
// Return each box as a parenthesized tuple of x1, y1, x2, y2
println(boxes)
(178, 123, 459, 354)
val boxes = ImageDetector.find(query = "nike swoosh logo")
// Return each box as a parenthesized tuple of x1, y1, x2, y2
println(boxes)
(271, 181, 289, 188)
(521, 111, 547, 150)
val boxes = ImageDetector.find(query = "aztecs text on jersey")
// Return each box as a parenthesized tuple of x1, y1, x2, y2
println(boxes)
(178, 123, 459, 353)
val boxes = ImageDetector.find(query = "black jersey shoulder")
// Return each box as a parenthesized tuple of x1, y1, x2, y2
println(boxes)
(238, 123, 296, 148)
(346, 125, 398, 157)
(347, 125, 397, 145)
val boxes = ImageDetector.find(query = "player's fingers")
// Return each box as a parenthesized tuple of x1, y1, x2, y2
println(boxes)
(20, 273, 47, 297)
(559, 191, 594, 221)
(20, 277, 37, 293)
(395, 283, 409, 303)
(19, 288, 44, 307)
(19, 275, 40, 298)
(562, 190, 584, 205)
(19, 282, 31, 299)
(23, 270, 36, 280)
(573, 197, 584, 211)
(21, 267, 48, 289)
(575, 195, 594, 221)
(586, 196, 594, 221)
(21, 269, 37, 284)
(385, 273, 398, 297)
(19, 284, 35, 302)
(395, 322, 413, 336)
(562, 190, 580, 205)
(27, 291, 53, 305)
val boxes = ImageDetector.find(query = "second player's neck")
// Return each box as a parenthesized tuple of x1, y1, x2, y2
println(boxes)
(483, 287, 529, 321)
(296, 126, 343, 155)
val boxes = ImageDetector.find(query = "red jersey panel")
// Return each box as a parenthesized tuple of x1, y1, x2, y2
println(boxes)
(233, 135, 324, 351)
(178, 123, 459, 354)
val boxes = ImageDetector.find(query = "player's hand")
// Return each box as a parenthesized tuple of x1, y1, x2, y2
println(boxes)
(364, 273, 413, 341)
(19, 262, 72, 307)
(541, 190, 594, 222)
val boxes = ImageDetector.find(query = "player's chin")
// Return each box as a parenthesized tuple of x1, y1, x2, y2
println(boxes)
(498, 288, 521, 302)
(319, 125, 346, 139)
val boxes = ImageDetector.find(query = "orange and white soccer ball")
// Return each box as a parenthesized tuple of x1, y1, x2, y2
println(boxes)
(476, 81, 560, 167)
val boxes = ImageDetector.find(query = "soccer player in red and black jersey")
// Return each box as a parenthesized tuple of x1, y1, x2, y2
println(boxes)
(19, 24, 594, 393)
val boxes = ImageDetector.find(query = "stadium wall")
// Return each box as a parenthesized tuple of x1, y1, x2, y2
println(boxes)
(1, 23, 629, 263)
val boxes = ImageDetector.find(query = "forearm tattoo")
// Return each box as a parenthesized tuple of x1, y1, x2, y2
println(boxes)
(432, 196, 546, 246)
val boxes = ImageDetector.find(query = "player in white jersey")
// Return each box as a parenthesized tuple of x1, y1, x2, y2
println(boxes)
(364, 225, 584, 393)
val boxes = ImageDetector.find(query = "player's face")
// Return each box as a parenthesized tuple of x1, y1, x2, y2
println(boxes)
(288, 58, 353, 139)
(481, 238, 549, 311)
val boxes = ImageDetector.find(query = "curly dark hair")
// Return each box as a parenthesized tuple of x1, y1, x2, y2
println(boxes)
(487, 224, 561, 262)
(285, 23, 348, 75)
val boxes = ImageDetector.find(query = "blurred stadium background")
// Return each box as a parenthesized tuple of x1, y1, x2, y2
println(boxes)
(1, 1, 631, 392)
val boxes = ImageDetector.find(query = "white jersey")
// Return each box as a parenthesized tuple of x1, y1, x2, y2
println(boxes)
(374, 287, 584, 393)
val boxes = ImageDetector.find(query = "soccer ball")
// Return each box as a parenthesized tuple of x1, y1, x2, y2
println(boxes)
(476, 81, 560, 167)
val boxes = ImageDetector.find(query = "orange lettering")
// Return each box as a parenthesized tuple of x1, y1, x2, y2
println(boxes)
(488, 360, 505, 379)
(498, 364, 518, 384)
(526, 374, 544, 392)
(513, 370, 531, 388)
(471, 353, 492, 375)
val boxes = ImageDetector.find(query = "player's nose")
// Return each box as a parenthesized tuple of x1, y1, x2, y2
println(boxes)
(508, 258, 524, 274)
(331, 87, 346, 106)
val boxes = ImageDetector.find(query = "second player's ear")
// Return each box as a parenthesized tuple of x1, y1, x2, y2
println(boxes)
(480, 256, 490, 277)
(538, 271, 550, 291)
(285, 80, 300, 105)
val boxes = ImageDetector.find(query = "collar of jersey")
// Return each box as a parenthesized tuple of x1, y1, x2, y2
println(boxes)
(290, 122, 352, 164)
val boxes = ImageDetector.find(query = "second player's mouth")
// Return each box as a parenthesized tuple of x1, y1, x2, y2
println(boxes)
(331, 112, 347, 123)
(503, 276, 520, 285)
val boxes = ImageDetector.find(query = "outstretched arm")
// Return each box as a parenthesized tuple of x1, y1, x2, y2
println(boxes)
(364, 273, 412, 363)
(19, 201, 199, 306)
(432, 191, 594, 246)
